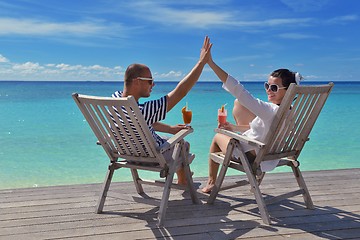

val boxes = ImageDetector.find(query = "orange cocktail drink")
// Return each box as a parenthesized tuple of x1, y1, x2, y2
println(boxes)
(182, 105, 192, 126)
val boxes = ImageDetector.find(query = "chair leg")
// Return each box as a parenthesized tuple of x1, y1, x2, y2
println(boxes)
(130, 168, 144, 194)
(181, 145, 200, 204)
(256, 172, 266, 186)
(207, 141, 235, 204)
(236, 143, 271, 225)
(291, 165, 314, 209)
(157, 143, 180, 226)
(96, 162, 116, 213)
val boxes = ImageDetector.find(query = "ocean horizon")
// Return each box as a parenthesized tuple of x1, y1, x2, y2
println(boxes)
(1, 80, 359, 190)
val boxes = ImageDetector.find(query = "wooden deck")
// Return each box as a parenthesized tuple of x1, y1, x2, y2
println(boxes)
(1, 168, 360, 239)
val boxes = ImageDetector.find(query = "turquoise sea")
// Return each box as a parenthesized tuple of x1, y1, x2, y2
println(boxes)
(1, 81, 359, 190)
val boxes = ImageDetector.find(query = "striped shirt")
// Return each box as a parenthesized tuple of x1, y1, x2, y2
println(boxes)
(112, 91, 168, 147)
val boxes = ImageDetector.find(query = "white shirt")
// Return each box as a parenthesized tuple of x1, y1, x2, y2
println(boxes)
(223, 75, 280, 171)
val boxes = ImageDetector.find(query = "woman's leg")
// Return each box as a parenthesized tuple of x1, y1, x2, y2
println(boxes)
(201, 133, 232, 193)
(232, 99, 256, 126)
(202, 100, 256, 193)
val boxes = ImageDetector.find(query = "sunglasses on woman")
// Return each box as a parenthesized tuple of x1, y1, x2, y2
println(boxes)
(264, 82, 286, 93)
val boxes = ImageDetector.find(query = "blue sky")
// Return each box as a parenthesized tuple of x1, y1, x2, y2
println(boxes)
(0, 0, 359, 81)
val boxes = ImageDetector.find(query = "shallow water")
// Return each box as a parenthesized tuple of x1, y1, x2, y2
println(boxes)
(1, 81, 359, 189)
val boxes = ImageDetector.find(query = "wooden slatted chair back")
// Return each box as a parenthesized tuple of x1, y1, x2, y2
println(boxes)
(72, 94, 167, 167)
(255, 83, 334, 167)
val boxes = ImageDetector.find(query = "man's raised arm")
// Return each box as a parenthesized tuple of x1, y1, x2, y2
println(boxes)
(166, 36, 212, 112)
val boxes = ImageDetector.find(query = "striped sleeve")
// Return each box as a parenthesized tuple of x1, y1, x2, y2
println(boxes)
(141, 96, 167, 125)
(112, 90, 122, 98)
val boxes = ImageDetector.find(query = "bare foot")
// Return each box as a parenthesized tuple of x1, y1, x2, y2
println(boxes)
(201, 179, 215, 193)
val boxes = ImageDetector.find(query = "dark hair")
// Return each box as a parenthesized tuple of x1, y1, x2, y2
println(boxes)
(270, 69, 297, 89)
(124, 63, 149, 86)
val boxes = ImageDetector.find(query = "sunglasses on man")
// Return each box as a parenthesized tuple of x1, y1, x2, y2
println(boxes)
(264, 82, 287, 93)
(137, 77, 154, 85)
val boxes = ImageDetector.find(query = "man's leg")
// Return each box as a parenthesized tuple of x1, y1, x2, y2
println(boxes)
(177, 141, 191, 185)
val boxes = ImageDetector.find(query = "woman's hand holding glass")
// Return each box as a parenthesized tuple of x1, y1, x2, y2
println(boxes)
(218, 121, 236, 131)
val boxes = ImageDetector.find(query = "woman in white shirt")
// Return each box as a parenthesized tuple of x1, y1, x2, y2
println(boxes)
(202, 48, 302, 193)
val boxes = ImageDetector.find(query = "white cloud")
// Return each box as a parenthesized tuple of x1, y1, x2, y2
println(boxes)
(129, 2, 231, 29)
(12, 62, 44, 71)
(0, 53, 185, 81)
(259, 18, 313, 27)
(0, 54, 124, 81)
(155, 70, 183, 79)
(127, 1, 313, 29)
(327, 15, 359, 24)
(279, 33, 319, 39)
(0, 54, 9, 62)
(88, 65, 108, 71)
(0, 17, 125, 38)
(56, 64, 83, 71)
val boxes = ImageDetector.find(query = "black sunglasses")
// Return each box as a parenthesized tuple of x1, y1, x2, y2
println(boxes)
(264, 82, 286, 92)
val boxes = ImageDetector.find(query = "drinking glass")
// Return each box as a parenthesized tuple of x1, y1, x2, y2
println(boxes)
(182, 106, 192, 126)
(218, 106, 227, 125)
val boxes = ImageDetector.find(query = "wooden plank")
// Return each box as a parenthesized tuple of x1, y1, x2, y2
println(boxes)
(0, 169, 359, 239)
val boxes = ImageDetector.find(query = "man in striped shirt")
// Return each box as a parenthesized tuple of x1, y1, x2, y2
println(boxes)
(112, 36, 212, 185)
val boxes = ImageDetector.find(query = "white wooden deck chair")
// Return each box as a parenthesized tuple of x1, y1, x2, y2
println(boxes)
(72, 93, 199, 226)
(207, 82, 334, 225)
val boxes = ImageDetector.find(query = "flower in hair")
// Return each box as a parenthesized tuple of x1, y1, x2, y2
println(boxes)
(295, 72, 303, 85)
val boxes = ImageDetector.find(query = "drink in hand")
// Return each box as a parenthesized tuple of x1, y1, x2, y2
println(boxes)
(218, 104, 227, 125)
(182, 105, 192, 126)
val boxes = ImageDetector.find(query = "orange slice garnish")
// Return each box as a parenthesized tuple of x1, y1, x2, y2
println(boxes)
(182, 106, 187, 113)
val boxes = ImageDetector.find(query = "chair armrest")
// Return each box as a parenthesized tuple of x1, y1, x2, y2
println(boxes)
(215, 128, 265, 148)
(157, 128, 194, 153)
